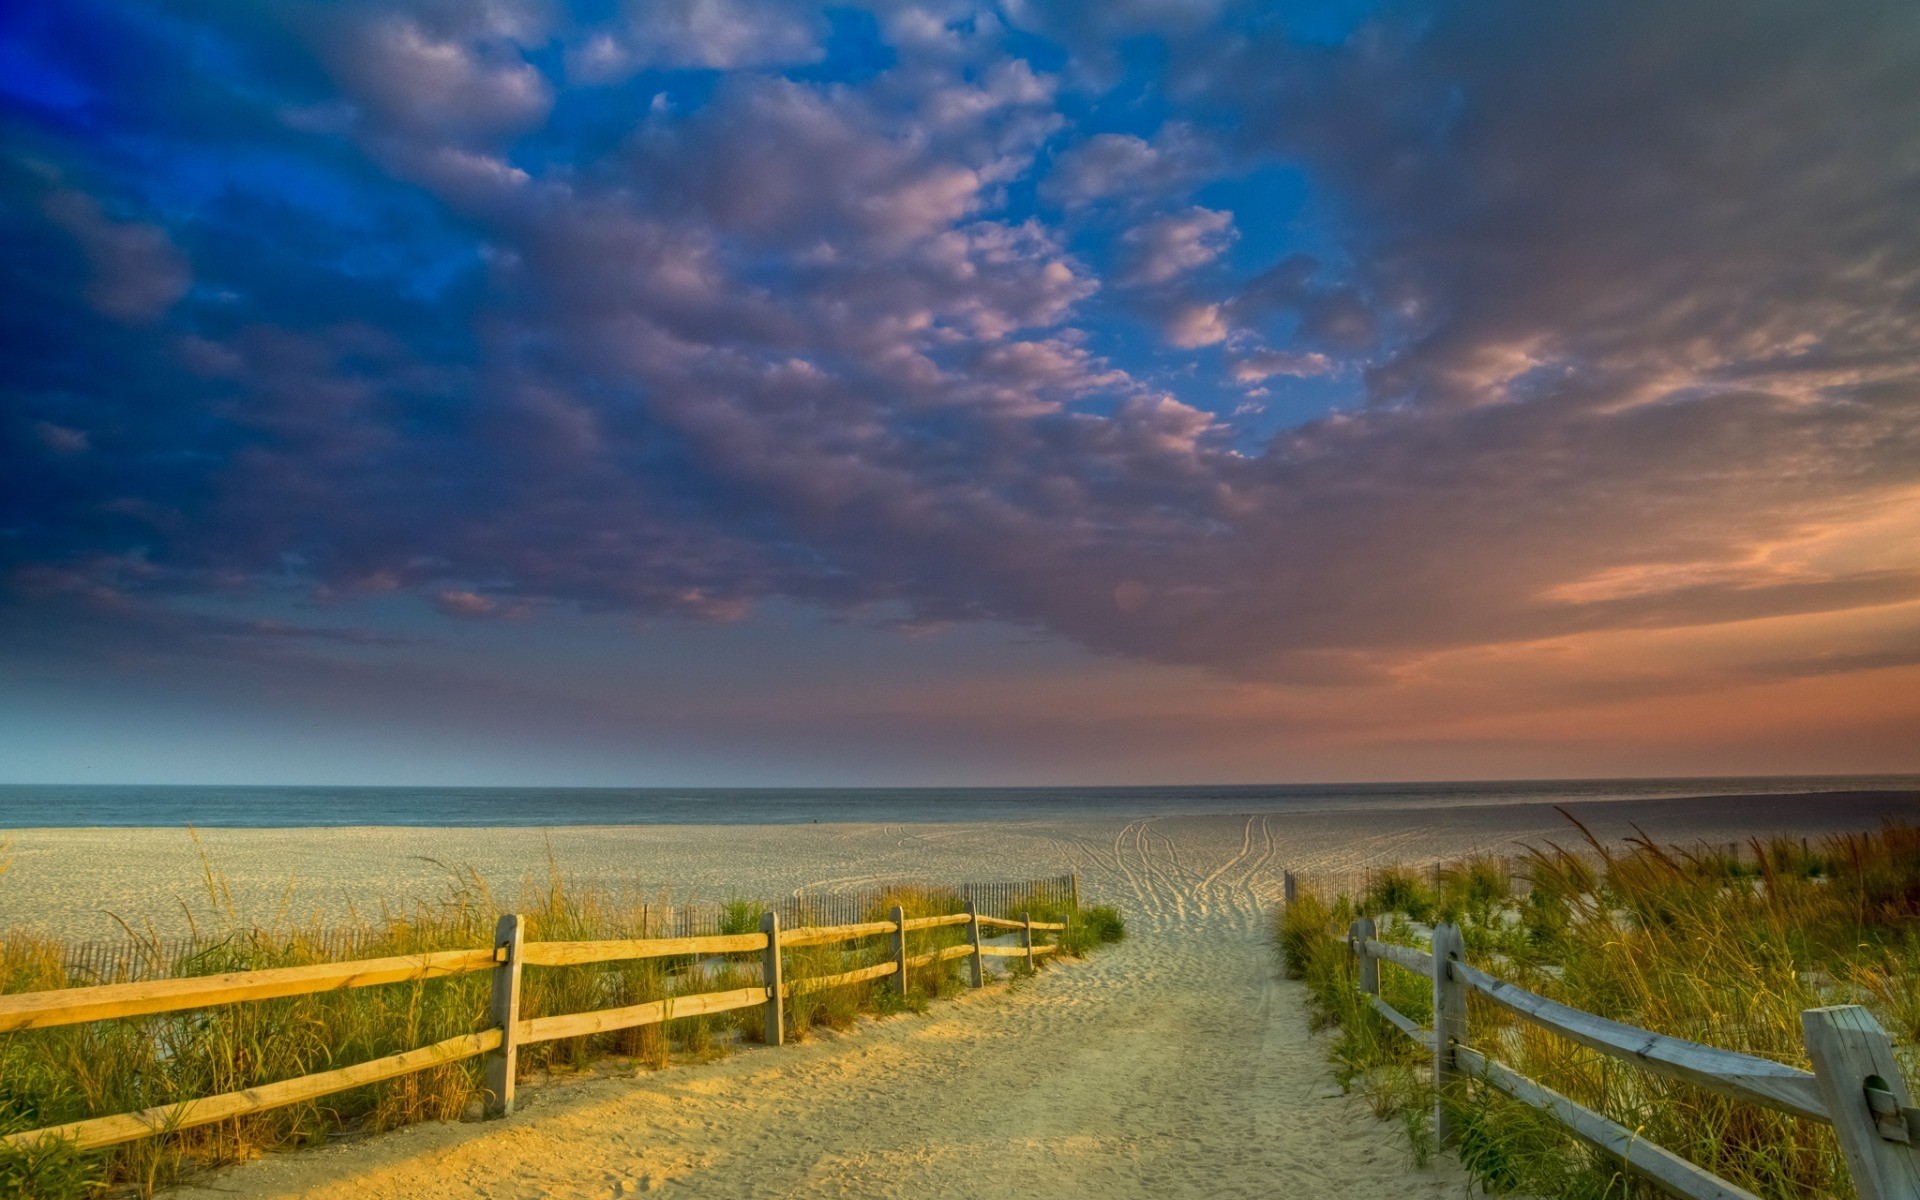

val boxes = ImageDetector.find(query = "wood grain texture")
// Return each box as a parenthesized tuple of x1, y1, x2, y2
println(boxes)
(978, 946, 1029, 958)
(1454, 961, 1827, 1122)
(1802, 1005, 1920, 1200)
(901, 913, 972, 931)
(973, 915, 1026, 930)
(1371, 995, 1434, 1051)
(1455, 1044, 1764, 1200)
(0, 949, 497, 1033)
(781, 921, 898, 948)
(1362, 938, 1433, 975)
(785, 961, 897, 996)
(2, 1029, 503, 1154)
(517, 933, 767, 967)
(517, 986, 769, 1045)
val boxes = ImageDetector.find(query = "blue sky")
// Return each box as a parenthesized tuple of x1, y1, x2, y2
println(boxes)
(4, 0, 1919, 785)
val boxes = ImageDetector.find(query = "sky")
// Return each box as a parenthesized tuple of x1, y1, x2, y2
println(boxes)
(3, 0, 1919, 786)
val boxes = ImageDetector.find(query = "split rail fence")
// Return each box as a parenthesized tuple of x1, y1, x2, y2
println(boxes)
(56, 874, 1080, 984)
(1344, 917, 1920, 1200)
(1, 898, 1071, 1157)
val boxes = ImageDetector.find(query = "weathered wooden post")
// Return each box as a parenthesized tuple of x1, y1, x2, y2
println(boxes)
(1070, 872, 1081, 912)
(965, 900, 985, 988)
(888, 904, 907, 995)
(1431, 922, 1467, 1146)
(759, 910, 784, 1047)
(1350, 916, 1378, 997)
(483, 912, 524, 1118)
(1804, 1005, 1920, 1200)
(1022, 911, 1035, 973)
(1283, 871, 1298, 905)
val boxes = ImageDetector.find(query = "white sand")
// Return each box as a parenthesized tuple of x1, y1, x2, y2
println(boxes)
(7, 791, 1915, 1198)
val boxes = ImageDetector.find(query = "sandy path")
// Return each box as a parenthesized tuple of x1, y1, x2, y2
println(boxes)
(18, 793, 1916, 1197)
(167, 817, 1469, 1200)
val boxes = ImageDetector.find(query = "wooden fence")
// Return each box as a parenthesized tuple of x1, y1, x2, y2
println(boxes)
(1, 898, 1073, 1157)
(1343, 917, 1920, 1200)
(55, 873, 1080, 984)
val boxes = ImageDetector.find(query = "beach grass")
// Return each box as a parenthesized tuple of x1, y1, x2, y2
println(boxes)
(1275, 819, 1920, 1199)
(0, 851, 1110, 1199)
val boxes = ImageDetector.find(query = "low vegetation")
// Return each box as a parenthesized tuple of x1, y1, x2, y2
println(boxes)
(1276, 819, 1920, 1200)
(0, 853, 1120, 1199)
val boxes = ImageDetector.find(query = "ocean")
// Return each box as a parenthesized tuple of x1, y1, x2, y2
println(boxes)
(1, 774, 1917, 828)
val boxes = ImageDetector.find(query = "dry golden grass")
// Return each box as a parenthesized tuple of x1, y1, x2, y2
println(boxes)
(1276, 819, 1920, 1199)
(0, 852, 1117, 1199)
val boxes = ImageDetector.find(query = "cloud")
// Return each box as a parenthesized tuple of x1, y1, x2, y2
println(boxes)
(1230, 350, 1330, 382)
(568, 0, 826, 77)
(38, 187, 190, 323)
(1118, 206, 1234, 286)
(1041, 123, 1213, 207)
(4, 0, 1919, 717)
(326, 13, 553, 141)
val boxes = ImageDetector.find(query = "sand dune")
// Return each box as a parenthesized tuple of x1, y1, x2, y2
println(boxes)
(10, 791, 1917, 1197)
(166, 815, 1470, 1200)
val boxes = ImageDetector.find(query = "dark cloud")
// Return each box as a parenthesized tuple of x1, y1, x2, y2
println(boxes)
(4, 0, 1917, 703)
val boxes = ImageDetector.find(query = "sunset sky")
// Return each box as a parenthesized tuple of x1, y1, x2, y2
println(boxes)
(3, 0, 1918, 785)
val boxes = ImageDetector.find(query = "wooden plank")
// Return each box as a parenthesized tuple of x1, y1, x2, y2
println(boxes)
(1802, 1005, 1920, 1200)
(1352, 918, 1379, 996)
(1371, 995, 1435, 1051)
(1028, 921, 1066, 931)
(786, 960, 898, 997)
(978, 946, 1029, 958)
(888, 906, 907, 995)
(483, 914, 523, 1118)
(3, 1028, 502, 1154)
(974, 915, 1025, 930)
(517, 933, 766, 967)
(1454, 1044, 1764, 1200)
(1363, 939, 1434, 974)
(901, 913, 971, 931)
(1032, 944, 1059, 957)
(1432, 923, 1467, 1146)
(780, 921, 897, 948)
(1453, 961, 1827, 1122)
(517, 986, 768, 1045)
(966, 900, 984, 988)
(0, 949, 497, 1032)
(760, 911, 784, 1048)
(901, 944, 975, 969)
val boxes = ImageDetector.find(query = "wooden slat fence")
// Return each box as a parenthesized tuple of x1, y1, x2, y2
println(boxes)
(1343, 917, 1920, 1200)
(3, 875, 1080, 1159)
(54, 873, 1079, 984)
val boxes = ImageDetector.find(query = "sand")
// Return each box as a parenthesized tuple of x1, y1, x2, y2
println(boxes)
(7, 789, 1917, 1198)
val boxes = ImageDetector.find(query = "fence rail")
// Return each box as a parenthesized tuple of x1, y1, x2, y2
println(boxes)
(1343, 915, 1920, 1200)
(4, 876, 1080, 1160)
(51, 874, 1081, 985)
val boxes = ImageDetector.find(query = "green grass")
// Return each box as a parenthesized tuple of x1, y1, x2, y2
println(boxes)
(0, 854, 1115, 1199)
(1276, 819, 1920, 1199)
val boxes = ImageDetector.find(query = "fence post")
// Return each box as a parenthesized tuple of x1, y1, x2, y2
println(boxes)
(1804, 1005, 1920, 1200)
(1350, 916, 1378, 997)
(483, 913, 524, 1118)
(1022, 911, 1035, 973)
(965, 900, 984, 988)
(1070, 872, 1080, 912)
(759, 910, 784, 1047)
(888, 904, 907, 994)
(1283, 870, 1298, 904)
(1431, 922, 1466, 1146)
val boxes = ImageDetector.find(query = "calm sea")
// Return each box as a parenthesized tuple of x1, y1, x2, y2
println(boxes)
(0, 776, 1916, 828)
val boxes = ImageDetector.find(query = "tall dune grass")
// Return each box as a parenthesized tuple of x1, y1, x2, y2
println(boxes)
(0, 854, 1116, 1200)
(1275, 820, 1920, 1199)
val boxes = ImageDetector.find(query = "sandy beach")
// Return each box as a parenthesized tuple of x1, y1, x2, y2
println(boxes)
(4, 790, 1916, 1198)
